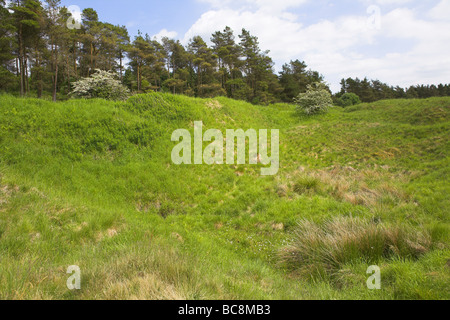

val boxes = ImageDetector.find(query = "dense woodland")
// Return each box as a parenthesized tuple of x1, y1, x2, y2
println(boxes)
(1, 0, 449, 104)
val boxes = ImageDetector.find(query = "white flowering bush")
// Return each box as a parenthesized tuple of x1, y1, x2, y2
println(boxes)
(71, 70, 130, 101)
(295, 83, 333, 115)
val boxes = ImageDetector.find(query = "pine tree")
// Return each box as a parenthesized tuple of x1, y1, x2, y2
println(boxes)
(0, 0, 17, 91)
(11, 0, 43, 96)
(187, 36, 218, 97)
(279, 60, 323, 102)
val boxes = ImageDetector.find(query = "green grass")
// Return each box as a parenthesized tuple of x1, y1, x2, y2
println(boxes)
(0, 93, 449, 300)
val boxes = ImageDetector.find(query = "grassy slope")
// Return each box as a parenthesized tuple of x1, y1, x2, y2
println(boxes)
(0, 93, 448, 300)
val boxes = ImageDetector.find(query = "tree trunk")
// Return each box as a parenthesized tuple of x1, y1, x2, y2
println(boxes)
(119, 51, 123, 82)
(53, 62, 58, 101)
(90, 42, 93, 75)
(35, 45, 42, 99)
(73, 41, 78, 78)
(137, 64, 140, 91)
(18, 24, 24, 96)
(67, 54, 70, 95)
(24, 56, 29, 94)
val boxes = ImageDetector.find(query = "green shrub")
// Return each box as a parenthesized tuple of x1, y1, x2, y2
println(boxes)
(71, 69, 130, 101)
(337, 93, 361, 107)
(295, 83, 333, 115)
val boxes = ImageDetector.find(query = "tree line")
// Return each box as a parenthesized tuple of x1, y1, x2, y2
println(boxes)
(0, 0, 323, 104)
(1, 0, 449, 104)
(337, 77, 450, 103)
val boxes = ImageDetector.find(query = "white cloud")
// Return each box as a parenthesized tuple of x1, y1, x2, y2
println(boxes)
(185, 1, 450, 92)
(152, 29, 178, 41)
(375, 0, 413, 4)
(5, 0, 14, 13)
(126, 21, 138, 29)
(428, 0, 450, 20)
(198, 0, 308, 12)
(358, 0, 414, 6)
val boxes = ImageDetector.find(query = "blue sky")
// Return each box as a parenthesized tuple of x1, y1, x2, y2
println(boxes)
(59, 0, 450, 92)
(60, 0, 208, 39)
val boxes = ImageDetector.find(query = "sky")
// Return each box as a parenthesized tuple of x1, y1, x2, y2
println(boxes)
(58, 0, 450, 92)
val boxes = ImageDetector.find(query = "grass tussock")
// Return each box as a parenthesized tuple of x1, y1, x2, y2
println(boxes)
(293, 176, 322, 195)
(280, 217, 432, 278)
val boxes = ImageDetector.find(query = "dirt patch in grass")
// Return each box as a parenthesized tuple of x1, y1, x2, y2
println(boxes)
(206, 100, 222, 110)
(272, 223, 285, 231)
(0, 184, 19, 206)
(135, 193, 177, 218)
(96, 227, 121, 242)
